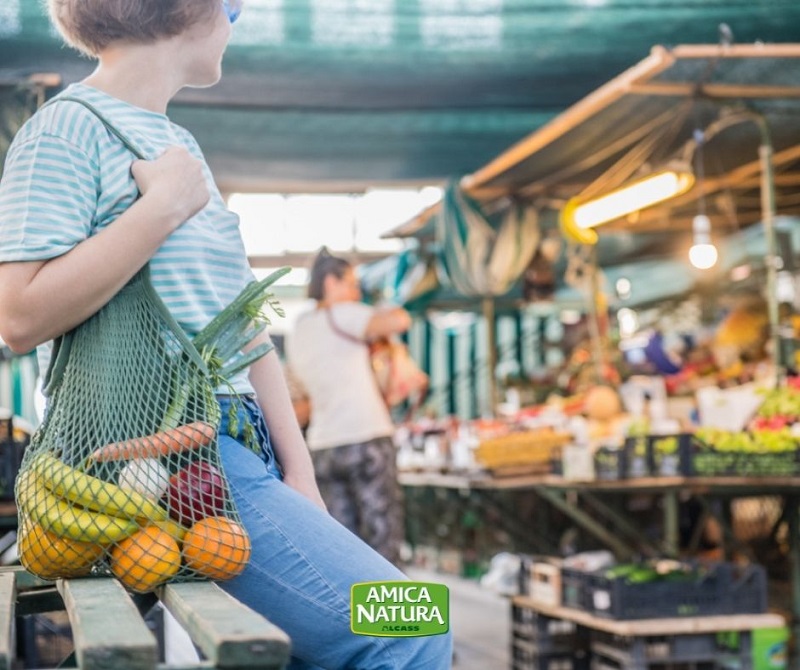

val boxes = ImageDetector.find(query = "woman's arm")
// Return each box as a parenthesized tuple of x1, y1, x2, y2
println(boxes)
(363, 306, 412, 341)
(248, 338, 326, 510)
(0, 147, 209, 353)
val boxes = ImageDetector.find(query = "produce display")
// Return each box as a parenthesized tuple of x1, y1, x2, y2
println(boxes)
(559, 559, 767, 620)
(474, 427, 571, 474)
(692, 381, 800, 476)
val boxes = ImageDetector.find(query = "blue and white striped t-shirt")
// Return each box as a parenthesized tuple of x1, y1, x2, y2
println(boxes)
(0, 83, 262, 393)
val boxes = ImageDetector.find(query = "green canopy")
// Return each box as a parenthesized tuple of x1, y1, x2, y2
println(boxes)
(2, 1, 800, 190)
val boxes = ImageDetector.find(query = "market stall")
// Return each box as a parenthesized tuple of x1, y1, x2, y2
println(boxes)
(392, 42, 800, 668)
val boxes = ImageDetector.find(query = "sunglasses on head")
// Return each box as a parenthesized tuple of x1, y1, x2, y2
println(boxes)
(222, 0, 242, 24)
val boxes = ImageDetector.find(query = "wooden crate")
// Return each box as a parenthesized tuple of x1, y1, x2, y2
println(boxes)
(475, 429, 571, 475)
(529, 563, 562, 607)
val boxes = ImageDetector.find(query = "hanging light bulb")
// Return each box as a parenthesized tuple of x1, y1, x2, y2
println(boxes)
(689, 214, 718, 269)
(687, 128, 717, 270)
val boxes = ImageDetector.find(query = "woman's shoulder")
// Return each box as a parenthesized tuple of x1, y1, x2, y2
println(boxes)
(11, 92, 108, 161)
(294, 307, 322, 327)
(331, 301, 374, 318)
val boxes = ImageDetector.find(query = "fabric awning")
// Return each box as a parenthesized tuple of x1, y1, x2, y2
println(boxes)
(2, 4, 800, 191)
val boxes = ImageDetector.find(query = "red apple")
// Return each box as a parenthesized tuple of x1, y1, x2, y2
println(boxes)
(166, 462, 226, 525)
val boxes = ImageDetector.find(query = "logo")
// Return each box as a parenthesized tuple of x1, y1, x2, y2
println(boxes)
(350, 581, 449, 637)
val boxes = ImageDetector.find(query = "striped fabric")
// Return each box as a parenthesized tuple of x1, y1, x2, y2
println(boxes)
(0, 83, 261, 393)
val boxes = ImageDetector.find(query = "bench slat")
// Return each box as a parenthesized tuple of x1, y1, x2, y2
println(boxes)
(58, 578, 158, 670)
(160, 582, 290, 669)
(0, 572, 15, 670)
(10, 566, 54, 593)
(15, 586, 63, 616)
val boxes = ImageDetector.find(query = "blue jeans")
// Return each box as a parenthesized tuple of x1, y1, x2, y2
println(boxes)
(215, 396, 453, 670)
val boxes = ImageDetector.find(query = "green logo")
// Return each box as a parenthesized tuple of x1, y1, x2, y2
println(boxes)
(350, 581, 449, 637)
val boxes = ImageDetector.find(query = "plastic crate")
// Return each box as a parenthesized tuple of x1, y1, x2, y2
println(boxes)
(591, 629, 728, 668)
(511, 643, 589, 670)
(512, 604, 579, 652)
(511, 640, 590, 670)
(586, 563, 767, 620)
(593, 448, 626, 481)
(648, 434, 694, 477)
(621, 434, 696, 478)
(689, 446, 800, 477)
(561, 567, 593, 611)
(621, 437, 649, 478)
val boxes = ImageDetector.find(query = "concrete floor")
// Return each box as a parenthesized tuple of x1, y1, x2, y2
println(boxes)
(406, 567, 510, 670)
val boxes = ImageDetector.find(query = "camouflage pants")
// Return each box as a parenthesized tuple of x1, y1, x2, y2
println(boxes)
(311, 436, 404, 565)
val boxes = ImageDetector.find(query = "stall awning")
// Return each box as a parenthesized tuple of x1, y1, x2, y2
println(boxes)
(2, 4, 800, 191)
(463, 43, 800, 235)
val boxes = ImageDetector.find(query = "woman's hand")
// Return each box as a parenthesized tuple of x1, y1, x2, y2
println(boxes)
(131, 146, 210, 229)
(283, 470, 328, 511)
(0, 146, 213, 352)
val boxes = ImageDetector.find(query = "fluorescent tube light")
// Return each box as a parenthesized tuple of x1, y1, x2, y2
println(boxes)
(569, 169, 695, 230)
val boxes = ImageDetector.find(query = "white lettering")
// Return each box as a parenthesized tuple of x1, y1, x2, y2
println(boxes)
(355, 604, 445, 625)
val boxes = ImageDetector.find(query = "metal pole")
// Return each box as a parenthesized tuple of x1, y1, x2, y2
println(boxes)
(483, 297, 498, 415)
(586, 248, 605, 384)
(757, 120, 781, 375)
(447, 331, 457, 416)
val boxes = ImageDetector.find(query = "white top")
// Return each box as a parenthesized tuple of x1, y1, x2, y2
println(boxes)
(287, 302, 394, 450)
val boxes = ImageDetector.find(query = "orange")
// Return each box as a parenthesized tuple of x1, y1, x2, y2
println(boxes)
(182, 517, 250, 580)
(110, 526, 181, 593)
(153, 518, 188, 545)
(19, 521, 103, 580)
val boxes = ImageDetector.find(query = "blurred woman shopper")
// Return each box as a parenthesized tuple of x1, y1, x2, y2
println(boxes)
(0, 1, 451, 668)
(287, 249, 412, 565)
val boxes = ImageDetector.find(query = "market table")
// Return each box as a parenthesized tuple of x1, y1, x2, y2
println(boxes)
(511, 593, 785, 669)
(399, 470, 800, 647)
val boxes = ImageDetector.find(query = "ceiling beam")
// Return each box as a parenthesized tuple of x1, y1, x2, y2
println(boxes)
(248, 251, 393, 269)
(671, 44, 800, 59)
(630, 82, 800, 99)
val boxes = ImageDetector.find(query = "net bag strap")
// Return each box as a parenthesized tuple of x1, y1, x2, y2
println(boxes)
(324, 307, 367, 345)
(39, 96, 208, 394)
(49, 95, 148, 160)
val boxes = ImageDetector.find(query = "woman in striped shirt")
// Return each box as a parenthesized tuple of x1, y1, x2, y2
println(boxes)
(0, 1, 451, 668)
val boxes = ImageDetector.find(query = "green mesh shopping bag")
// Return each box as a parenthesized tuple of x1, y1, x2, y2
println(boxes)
(15, 97, 285, 592)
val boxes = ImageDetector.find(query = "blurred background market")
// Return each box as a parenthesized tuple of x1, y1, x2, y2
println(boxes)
(3, 1, 800, 668)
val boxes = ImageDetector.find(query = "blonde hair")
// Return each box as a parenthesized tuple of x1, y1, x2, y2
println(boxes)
(46, 0, 218, 56)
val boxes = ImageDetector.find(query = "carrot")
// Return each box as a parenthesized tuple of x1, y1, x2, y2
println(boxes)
(90, 421, 216, 462)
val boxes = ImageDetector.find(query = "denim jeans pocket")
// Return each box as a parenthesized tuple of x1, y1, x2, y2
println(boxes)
(217, 394, 279, 475)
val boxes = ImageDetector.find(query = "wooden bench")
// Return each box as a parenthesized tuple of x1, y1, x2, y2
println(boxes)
(0, 567, 290, 670)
